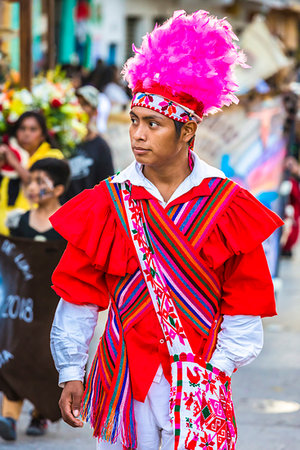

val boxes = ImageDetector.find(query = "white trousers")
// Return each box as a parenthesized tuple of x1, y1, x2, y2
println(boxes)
(97, 374, 174, 450)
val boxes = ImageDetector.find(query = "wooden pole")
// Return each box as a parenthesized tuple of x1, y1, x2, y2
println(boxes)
(47, 0, 55, 70)
(1, 2, 11, 55)
(19, 0, 32, 90)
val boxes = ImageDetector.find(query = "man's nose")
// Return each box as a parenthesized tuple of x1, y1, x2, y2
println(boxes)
(133, 123, 147, 141)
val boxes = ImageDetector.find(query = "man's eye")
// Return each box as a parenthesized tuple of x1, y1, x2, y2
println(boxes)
(149, 121, 158, 128)
(130, 117, 137, 124)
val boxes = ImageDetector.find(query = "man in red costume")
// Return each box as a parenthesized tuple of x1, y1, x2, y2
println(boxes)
(50, 10, 283, 450)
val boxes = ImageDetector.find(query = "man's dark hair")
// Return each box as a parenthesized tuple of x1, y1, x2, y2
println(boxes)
(174, 120, 185, 139)
(174, 120, 194, 145)
(29, 158, 71, 190)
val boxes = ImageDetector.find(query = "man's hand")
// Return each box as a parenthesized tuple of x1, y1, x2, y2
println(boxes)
(59, 380, 84, 428)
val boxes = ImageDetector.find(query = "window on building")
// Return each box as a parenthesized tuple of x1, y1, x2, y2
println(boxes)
(153, 16, 167, 27)
(126, 16, 139, 60)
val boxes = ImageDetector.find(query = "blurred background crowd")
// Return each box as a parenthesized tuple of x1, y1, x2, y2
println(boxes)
(0, 0, 300, 264)
(1, 0, 300, 446)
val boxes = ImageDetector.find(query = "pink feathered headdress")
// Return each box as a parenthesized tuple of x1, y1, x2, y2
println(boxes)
(123, 10, 248, 117)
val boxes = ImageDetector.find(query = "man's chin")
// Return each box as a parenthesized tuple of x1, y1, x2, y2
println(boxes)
(133, 153, 151, 164)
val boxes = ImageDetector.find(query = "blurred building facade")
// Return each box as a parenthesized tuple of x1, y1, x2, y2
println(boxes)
(1, 0, 300, 73)
(57, 0, 300, 68)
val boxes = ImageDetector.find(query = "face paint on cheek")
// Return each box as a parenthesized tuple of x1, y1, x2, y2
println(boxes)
(39, 188, 47, 198)
(38, 175, 55, 198)
(39, 187, 56, 198)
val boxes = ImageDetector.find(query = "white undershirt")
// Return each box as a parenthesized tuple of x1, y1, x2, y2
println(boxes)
(50, 154, 263, 386)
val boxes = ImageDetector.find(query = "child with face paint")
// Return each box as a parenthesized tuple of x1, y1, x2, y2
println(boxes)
(0, 158, 70, 442)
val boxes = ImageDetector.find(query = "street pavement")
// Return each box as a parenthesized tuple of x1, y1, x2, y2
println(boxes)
(1, 247, 300, 449)
(232, 244, 300, 449)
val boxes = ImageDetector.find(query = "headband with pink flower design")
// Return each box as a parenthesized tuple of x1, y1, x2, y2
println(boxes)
(131, 92, 201, 124)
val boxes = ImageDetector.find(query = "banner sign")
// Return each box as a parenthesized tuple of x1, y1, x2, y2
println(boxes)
(196, 97, 286, 278)
(0, 235, 65, 421)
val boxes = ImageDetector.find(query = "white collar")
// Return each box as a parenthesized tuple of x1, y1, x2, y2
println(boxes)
(112, 153, 225, 207)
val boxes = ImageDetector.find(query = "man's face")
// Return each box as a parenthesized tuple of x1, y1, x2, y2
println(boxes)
(129, 106, 184, 168)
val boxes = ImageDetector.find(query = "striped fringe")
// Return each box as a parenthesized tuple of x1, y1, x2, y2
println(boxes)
(81, 330, 137, 449)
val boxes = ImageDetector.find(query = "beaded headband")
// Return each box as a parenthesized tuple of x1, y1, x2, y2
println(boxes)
(131, 92, 201, 124)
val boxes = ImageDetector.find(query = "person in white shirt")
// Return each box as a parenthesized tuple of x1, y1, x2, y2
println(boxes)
(49, 10, 282, 450)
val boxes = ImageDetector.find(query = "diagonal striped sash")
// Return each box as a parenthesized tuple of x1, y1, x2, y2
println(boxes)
(167, 178, 239, 248)
(134, 178, 239, 338)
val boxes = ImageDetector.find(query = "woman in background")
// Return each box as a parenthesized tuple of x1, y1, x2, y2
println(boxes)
(0, 111, 63, 235)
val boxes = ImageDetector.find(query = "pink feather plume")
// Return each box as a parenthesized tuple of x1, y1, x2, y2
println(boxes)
(122, 10, 248, 116)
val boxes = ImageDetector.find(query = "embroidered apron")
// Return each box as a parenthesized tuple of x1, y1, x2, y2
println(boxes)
(121, 179, 238, 450)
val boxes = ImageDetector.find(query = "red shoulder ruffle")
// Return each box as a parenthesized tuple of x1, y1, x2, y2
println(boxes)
(200, 187, 284, 269)
(50, 183, 138, 276)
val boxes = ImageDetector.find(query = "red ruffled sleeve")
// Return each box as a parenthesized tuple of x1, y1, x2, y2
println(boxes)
(220, 245, 277, 317)
(52, 243, 110, 308)
(200, 187, 284, 269)
(200, 187, 283, 317)
(50, 182, 138, 307)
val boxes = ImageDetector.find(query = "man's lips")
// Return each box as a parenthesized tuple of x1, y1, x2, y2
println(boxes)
(132, 147, 151, 154)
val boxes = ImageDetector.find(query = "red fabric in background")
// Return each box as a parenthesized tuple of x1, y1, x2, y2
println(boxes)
(75, 1, 90, 20)
(283, 177, 300, 252)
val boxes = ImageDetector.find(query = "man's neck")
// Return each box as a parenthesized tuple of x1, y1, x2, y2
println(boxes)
(143, 157, 192, 203)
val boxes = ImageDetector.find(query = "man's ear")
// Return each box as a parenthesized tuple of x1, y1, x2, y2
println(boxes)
(181, 121, 197, 143)
(54, 184, 65, 197)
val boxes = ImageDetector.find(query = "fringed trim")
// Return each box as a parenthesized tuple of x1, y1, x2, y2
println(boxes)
(81, 343, 137, 449)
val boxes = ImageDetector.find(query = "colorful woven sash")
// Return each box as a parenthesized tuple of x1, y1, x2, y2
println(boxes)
(81, 177, 239, 449)
(122, 180, 238, 449)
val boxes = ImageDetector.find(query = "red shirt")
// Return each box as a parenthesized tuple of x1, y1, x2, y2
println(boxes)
(51, 180, 282, 401)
